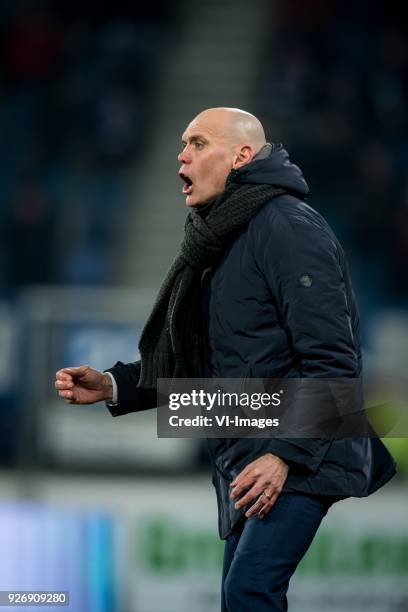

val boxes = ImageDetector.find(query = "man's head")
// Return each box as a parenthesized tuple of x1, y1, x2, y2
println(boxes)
(178, 107, 266, 207)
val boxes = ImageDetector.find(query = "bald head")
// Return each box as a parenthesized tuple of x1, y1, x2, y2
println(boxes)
(178, 107, 267, 207)
(190, 107, 266, 154)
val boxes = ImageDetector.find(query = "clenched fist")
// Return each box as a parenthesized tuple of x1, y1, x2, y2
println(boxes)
(54, 365, 113, 404)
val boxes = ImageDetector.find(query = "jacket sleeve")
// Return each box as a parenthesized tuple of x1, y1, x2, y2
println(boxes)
(258, 210, 359, 472)
(104, 360, 157, 417)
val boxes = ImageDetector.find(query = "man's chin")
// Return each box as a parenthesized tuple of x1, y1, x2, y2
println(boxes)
(185, 194, 200, 207)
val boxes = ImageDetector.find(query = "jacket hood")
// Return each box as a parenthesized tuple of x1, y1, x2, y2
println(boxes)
(228, 143, 310, 198)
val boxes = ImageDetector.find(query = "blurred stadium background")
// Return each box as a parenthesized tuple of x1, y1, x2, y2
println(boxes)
(0, 0, 407, 611)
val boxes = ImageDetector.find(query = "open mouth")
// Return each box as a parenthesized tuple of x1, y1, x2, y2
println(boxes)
(179, 172, 193, 195)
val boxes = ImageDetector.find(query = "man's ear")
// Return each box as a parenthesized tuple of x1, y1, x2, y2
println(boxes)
(232, 145, 255, 169)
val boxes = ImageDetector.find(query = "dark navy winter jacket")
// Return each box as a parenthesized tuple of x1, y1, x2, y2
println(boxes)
(107, 145, 396, 539)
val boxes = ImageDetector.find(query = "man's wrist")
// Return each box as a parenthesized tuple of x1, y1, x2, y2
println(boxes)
(102, 372, 113, 401)
(103, 371, 118, 405)
(266, 452, 288, 467)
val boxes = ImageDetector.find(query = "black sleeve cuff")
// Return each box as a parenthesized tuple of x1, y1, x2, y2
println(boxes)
(105, 360, 157, 417)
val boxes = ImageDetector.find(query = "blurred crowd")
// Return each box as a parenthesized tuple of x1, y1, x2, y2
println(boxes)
(1, 0, 406, 311)
(0, 0, 175, 291)
(259, 0, 407, 312)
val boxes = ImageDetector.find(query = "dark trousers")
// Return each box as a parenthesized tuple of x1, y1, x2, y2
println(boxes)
(221, 493, 334, 611)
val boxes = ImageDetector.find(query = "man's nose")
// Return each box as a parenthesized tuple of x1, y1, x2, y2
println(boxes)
(178, 148, 190, 163)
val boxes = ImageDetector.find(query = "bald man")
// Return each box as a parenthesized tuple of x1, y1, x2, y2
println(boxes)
(55, 108, 396, 611)
(178, 108, 267, 208)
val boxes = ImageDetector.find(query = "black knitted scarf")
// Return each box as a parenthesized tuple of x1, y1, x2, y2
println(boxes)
(138, 181, 286, 388)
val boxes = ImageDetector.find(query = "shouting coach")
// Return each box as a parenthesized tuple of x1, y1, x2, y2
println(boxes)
(55, 108, 396, 612)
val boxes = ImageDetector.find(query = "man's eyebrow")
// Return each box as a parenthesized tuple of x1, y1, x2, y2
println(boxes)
(181, 134, 209, 145)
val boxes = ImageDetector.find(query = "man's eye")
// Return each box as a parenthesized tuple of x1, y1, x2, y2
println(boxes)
(195, 142, 204, 150)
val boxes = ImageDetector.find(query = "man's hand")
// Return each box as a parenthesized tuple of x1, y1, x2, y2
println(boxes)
(230, 453, 289, 519)
(54, 365, 113, 405)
